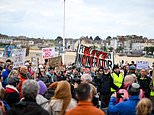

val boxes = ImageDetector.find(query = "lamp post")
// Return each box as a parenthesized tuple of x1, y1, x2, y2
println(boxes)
(62, 0, 66, 65)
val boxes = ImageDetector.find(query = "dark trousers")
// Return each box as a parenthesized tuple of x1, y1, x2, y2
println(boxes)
(100, 94, 111, 108)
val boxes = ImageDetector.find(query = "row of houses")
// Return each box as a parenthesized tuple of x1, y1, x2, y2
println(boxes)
(0, 34, 154, 52)
(102, 35, 154, 52)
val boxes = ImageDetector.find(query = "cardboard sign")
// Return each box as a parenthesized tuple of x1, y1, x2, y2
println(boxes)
(49, 56, 62, 67)
(13, 48, 26, 68)
(42, 48, 55, 59)
(136, 61, 149, 70)
(31, 57, 39, 72)
(75, 44, 114, 68)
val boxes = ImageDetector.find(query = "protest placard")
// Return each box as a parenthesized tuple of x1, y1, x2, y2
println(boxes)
(75, 44, 114, 68)
(42, 48, 55, 59)
(136, 61, 149, 70)
(49, 56, 62, 67)
(13, 48, 26, 68)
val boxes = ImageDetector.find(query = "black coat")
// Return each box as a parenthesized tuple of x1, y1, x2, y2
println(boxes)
(6, 100, 49, 115)
(100, 73, 119, 95)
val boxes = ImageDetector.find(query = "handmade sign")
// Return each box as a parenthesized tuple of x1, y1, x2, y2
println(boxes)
(75, 44, 114, 68)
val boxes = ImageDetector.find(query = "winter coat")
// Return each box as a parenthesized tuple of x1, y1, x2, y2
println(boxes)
(137, 75, 151, 98)
(2, 68, 10, 88)
(36, 94, 49, 109)
(4, 85, 20, 107)
(45, 98, 77, 115)
(65, 101, 105, 115)
(100, 73, 119, 95)
(108, 96, 140, 115)
(6, 100, 49, 115)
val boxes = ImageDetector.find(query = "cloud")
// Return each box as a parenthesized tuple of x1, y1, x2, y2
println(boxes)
(0, 0, 154, 39)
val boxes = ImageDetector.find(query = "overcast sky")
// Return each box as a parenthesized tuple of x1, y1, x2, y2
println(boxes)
(0, 0, 154, 39)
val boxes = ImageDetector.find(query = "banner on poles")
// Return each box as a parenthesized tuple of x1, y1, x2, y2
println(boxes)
(13, 48, 26, 68)
(49, 56, 62, 67)
(136, 61, 149, 70)
(42, 48, 55, 59)
(75, 44, 114, 68)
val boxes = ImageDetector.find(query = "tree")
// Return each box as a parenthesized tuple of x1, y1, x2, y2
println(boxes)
(89, 36, 93, 40)
(55, 36, 63, 42)
(100, 46, 107, 52)
(144, 46, 154, 55)
(94, 36, 101, 41)
(106, 36, 111, 40)
(116, 46, 124, 53)
(108, 47, 113, 52)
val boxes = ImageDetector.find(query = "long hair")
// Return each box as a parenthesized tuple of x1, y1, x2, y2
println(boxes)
(53, 81, 71, 115)
(136, 98, 152, 115)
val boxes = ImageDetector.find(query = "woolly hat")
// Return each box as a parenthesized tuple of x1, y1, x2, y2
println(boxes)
(128, 83, 140, 94)
(129, 65, 136, 70)
(37, 80, 47, 95)
(7, 76, 20, 85)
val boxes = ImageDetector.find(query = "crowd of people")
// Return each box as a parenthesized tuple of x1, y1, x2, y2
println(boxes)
(0, 59, 154, 115)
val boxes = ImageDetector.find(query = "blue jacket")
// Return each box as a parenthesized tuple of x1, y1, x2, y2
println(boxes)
(2, 68, 10, 88)
(108, 96, 140, 115)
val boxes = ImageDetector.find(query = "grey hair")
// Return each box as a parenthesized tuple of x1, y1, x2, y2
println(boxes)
(22, 80, 39, 100)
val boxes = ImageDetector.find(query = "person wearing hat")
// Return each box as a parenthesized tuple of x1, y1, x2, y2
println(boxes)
(99, 66, 119, 109)
(108, 83, 140, 115)
(111, 64, 124, 93)
(129, 65, 136, 74)
(7, 80, 49, 115)
(1, 63, 12, 88)
(4, 76, 20, 107)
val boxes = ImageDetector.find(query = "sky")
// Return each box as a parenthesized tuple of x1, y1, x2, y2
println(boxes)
(0, 0, 154, 39)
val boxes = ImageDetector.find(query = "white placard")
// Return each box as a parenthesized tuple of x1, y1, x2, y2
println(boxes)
(136, 61, 149, 70)
(42, 48, 55, 59)
(13, 48, 26, 68)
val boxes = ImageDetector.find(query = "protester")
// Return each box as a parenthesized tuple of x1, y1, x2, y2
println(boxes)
(116, 74, 138, 103)
(37, 68, 50, 86)
(136, 98, 153, 115)
(0, 87, 6, 115)
(46, 67, 56, 83)
(8, 70, 19, 78)
(80, 73, 98, 107)
(111, 64, 124, 93)
(6, 80, 49, 115)
(150, 70, 154, 114)
(65, 83, 105, 115)
(25, 62, 34, 78)
(18, 66, 29, 98)
(36, 80, 48, 108)
(99, 66, 119, 109)
(108, 83, 140, 115)
(1, 63, 12, 88)
(46, 80, 77, 115)
(137, 69, 152, 98)
(4, 77, 20, 107)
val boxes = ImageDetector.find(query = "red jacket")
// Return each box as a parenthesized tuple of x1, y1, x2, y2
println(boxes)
(65, 101, 105, 115)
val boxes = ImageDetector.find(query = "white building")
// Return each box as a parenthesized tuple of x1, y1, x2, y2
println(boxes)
(0, 37, 13, 44)
(110, 38, 118, 49)
(131, 43, 146, 50)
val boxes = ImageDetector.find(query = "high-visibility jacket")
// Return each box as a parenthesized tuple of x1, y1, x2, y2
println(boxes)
(150, 81, 154, 96)
(111, 72, 123, 92)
